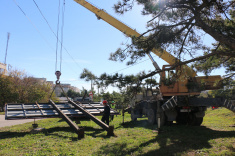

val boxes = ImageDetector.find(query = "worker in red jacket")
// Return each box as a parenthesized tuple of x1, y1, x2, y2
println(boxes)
(101, 100, 110, 125)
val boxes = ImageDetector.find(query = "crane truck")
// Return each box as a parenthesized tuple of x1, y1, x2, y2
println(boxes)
(73, 0, 234, 126)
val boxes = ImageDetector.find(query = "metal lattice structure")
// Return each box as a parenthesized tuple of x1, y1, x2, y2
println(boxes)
(5, 100, 119, 138)
(5, 101, 119, 120)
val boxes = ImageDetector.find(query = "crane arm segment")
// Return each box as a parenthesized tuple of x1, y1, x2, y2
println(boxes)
(73, 0, 196, 77)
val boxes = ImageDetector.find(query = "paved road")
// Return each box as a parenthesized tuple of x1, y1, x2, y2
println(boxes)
(0, 115, 40, 128)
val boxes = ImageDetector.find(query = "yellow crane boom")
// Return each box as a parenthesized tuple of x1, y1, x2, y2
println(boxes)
(73, 0, 196, 77)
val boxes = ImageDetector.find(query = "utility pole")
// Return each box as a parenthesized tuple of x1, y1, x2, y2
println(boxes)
(5, 32, 10, 65)
(91, 79, 93, 92)
(90, 79, 93, 101)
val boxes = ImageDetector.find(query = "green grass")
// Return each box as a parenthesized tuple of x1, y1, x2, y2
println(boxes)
(0, 108, 234, 156)
(0, 112, 5, 115)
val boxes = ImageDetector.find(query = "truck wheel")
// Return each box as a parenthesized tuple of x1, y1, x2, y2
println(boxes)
(176, 113, 188, 125)
(195, 117, 203, 126)
(188, 113, 203, 126)
(148, 109, 156, 124)
(142, 107, 147, 116)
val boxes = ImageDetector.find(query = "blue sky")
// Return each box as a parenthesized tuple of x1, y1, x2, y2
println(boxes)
(0, 0, 225, 93)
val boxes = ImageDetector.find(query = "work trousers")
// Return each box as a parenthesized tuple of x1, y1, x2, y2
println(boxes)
(101, 115, 109, 125)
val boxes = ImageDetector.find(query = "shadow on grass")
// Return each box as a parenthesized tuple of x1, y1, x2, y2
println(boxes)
(117, 119, 157, 130)
(81, 126, 105, 137)
(0, 125, 107, 141)
(0, 131, 29, 140)
(45, 126, 107, 140)
(45, 126, 77, 140)
(93, 125, 235, 156)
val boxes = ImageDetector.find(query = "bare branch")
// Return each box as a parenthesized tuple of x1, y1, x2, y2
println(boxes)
(147, 7, 167, 23)
(179, 24, 194, 57)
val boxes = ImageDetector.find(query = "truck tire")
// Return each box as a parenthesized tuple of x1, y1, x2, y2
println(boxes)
(147, 108, 156, 124)
(195, 117, 203, 126)
(176, 113, 188, 125)
(142, 107, 147, 116)
(188, 113, 203, 126)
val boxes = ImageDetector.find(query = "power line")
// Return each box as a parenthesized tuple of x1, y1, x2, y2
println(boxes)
(110, 58, 150, 74)
(61, 59, 82, 78)
(32, 0, 83, 71)
(13, 0, 83, 78)
(12, 0, 55, 51)
(32, 0, 56, 37)
(32, 0, 148, 76)
(109, 53, 161, 75)
(32, 0, 152, 76)
(15, 0, 158, 79)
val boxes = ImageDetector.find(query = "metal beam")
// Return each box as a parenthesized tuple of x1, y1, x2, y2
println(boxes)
(49, 99, 84, 139)
(36, 102, 44, 116)
(68, 100, 114, 136)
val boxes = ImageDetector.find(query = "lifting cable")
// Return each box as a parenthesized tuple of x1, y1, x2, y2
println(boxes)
(51, 0, 67, 99)
(60, 0, 66, 71)
(55, 0, 66, 80)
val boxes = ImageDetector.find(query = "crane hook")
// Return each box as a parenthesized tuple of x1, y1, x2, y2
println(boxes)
(55, 71, 61, 84)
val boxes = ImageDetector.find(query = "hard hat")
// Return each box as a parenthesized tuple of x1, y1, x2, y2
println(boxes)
(112, 101, 115, 103)
(103, 100, 107, 104)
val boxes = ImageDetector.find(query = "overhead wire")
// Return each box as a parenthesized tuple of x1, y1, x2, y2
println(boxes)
(12, 0, 159, 95)
(109, 54, 160, 75)
(107, 37, 158, 75)
(32, 0, 56, 37)
(13, 0, 82, 78)
(32, 0, 152, 76)
(32, 0, 155, 76)
(32, 0, 83, 71)
(12, 0, 55, 51)
(110, 58, 150, 74)
(15, 0, 158, 82)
